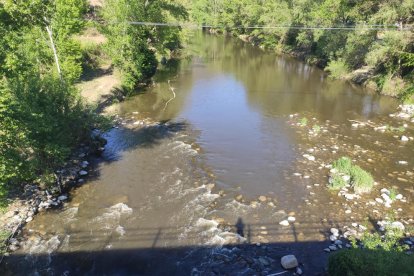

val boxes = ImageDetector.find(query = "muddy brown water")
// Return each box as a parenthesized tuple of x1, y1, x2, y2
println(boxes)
(2, 32, 413, 275)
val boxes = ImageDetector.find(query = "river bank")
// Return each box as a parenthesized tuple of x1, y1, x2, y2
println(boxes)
(214, 30, 412, 100)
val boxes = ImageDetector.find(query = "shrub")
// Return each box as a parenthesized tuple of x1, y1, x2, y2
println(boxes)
(0, 76, 109, 195)
(325, 59, 349, 79)
(328, 249, 414, 276)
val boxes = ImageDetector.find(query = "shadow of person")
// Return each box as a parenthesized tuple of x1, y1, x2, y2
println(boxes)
(235, 217, 245, 237)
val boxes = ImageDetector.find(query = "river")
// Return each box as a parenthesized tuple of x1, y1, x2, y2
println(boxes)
(2, 32, 413, 275)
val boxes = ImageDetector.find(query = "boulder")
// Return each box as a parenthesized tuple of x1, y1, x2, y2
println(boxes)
(280, 255, 298, 269)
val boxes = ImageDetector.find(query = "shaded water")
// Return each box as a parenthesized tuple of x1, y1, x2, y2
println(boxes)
(3, 32, 414, 275)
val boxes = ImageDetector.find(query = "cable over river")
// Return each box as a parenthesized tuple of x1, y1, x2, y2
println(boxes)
(2, 32, 413, 275)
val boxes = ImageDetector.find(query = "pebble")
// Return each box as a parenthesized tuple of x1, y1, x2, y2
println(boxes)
(258, 196, 267, 202)
(398, 161, 408, 165)
(324, 248, 331, 253)
(345, 210, 352, 214)
(25, 216, 33, 223)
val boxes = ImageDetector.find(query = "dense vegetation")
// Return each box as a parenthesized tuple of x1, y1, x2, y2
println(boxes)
(0, 0, 96, 199)
(0, 0, 186, 202)
(328, 225, 413, 275)
(191, 0, 414, 100)
(100, 0, 188, 91)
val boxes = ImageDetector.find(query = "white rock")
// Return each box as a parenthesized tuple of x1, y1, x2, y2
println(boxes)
(80, 161, 89, 168)
(330, 228, 339, 236)
(390, 221, 405, 231)
(381, 193, 392, 204)
(58, 195, 68, 201)
(79, 170, 88, 176)
(398, 161, 408, 165)
(280, 255, 298, 269)
(401, 136, 409, 142)
(296, 267, 303, 275)
(396, 194, 403, 200)
(279, 220, 290, 226)
(375, 198, 384, 204)
(380, 188, 390, 195)
(287, 216, 296, 222)
(303, 154, 315, 161)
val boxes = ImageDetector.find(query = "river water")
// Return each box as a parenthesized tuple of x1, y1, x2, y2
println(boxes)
(3, 32, 414, 275)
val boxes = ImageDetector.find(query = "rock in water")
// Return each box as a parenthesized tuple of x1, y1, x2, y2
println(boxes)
(401, 135, 409, 142)
(280, 255, 298, 269)
(258, 196, 267, 202)
(279, 220, 289, 226)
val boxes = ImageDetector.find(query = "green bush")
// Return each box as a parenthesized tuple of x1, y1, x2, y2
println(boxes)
(328, 249, 414, 276)
(0, 76, 108, 193)
(325, 59, 349, 79)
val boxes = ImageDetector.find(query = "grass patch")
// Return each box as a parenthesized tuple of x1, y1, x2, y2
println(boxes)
(389, 188, 398, 201)
(299, 117, 308, 126)
(350, 166, 374, 194)
(312, 124, 321, 133)
(0, 230, 10, 255)
(329, 175, 348, 190)
(329, 157, 374, 193)
(332, 157, 353, 173)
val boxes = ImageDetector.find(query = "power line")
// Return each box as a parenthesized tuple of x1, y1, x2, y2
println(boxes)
(118, 21, 413, 31)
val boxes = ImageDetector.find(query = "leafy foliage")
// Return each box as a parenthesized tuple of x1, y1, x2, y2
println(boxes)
(100, 0, 188, 91)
